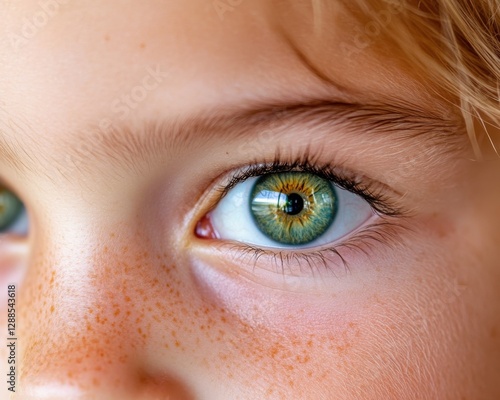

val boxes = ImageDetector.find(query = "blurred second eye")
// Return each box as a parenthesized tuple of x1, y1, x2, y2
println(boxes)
(0, 188, 28, 236)
(198, 171, 374, 249)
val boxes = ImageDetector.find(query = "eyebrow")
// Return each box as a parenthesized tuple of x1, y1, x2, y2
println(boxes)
(1, 98, 467, 177)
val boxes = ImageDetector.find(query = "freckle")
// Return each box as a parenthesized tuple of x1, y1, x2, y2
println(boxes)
(139, 42, 146, 49)
(50, 305, 54, 313)
(125, 296, 131, 302)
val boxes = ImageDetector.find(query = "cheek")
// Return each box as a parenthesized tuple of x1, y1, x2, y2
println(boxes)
(186, 246, 494, 399)
(186, 257, 411, 398)
(16, 223, 500, 399)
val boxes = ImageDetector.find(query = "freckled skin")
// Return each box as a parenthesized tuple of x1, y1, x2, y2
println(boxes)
(0, 0, 499, 399)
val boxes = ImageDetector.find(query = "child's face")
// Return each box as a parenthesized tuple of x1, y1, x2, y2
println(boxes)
(1, 0, 500, 399)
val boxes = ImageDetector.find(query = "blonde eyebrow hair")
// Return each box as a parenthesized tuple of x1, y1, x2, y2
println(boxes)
(53, 97, 466, 179)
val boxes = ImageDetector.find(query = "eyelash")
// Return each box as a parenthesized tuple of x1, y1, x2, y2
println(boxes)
(222, 219, 405, 276)
(217, 150, 403, 217)
(206, 150, 409, 276)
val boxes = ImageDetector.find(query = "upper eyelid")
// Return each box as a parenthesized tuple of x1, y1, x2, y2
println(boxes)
(213, 156, 407, 217)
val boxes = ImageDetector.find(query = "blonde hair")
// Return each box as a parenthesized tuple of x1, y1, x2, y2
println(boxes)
(318, 0, 500, 158)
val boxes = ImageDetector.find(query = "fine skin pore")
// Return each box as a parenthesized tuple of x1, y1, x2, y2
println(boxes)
(0, 0, 499, 399)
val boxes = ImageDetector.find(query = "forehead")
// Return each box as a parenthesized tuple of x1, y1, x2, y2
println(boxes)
(0, 0, 442, 179)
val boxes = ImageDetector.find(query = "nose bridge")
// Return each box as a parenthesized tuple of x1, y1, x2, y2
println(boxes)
(19, 234, 137, 389)
(18, 227, 195, 399)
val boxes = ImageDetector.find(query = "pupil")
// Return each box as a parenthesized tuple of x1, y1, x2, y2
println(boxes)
(283, 193, 304, 216)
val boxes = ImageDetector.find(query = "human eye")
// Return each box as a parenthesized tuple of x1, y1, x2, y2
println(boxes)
(195, 153, 404, 277)
(0, 186, 28, 236)
(204, 171, 374, 248)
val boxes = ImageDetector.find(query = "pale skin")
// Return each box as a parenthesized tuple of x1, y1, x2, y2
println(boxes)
(0, 0, 499, 399)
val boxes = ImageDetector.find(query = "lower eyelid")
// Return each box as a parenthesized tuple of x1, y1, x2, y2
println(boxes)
(194, 216, 404, 281)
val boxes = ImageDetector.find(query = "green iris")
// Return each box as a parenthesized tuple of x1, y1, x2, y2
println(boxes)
(0, 189, 23, 231)
(250, 172, 337, 245)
